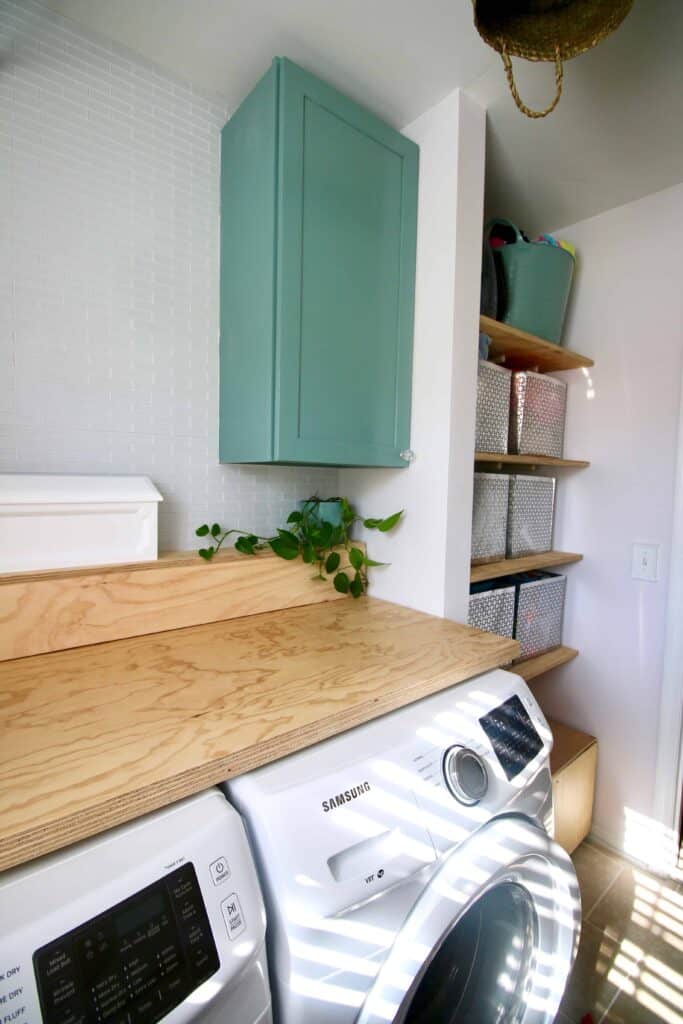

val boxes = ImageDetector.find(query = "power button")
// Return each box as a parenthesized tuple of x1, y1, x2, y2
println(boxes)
(210, 856, 231, 885)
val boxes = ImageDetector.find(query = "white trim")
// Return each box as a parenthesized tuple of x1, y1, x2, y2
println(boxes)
(653, 357, 683, 845)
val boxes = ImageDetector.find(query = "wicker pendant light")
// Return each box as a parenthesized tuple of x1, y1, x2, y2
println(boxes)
(474, 0, 634, 118)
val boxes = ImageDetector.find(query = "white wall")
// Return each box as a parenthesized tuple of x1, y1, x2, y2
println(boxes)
(339, 90, 485, 619)
(0, 0, 335, 551)
(533, 183, 683, 855)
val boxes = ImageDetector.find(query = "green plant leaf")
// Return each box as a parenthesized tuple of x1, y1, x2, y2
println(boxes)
(196, 524, 210, 537)
(363, 517, 381, 529)
(318, 521, 334, 547)
(378, 510, 403, 532)
(235, 536, 256, 555)
(198, 546, 215, 560)
(349, 547, 364, 571)
(270, 537, 300, 560)
(277, 528, 300, 548)
(363, 557, 386, 567)
(341, 498, 354, 524)
(211, 523, 221, 537)
(286, 510, 302, 524)
(333, 571, 350, 594)
(302, 543, 315, 564)
(325, 551, 341, 573)
(350, 572, 363, 598)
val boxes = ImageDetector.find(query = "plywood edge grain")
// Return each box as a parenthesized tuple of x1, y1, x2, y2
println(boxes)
(0, 547, 352, 662)
(512, 646, 579, 681)
(0, 600, 519, 871)
(470, 551, 583, 583)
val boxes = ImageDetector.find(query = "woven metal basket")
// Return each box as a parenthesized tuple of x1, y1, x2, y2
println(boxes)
(507, 474, 556, 558)
(476, 361, 511, 455)
(510, 371, 567, 459)
(468, 583, 516, 639)
(514, 570, 567, 659)
(472, 473, 509, 564)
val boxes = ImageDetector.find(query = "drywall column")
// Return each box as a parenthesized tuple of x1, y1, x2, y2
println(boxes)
(339, 89, 485, 618)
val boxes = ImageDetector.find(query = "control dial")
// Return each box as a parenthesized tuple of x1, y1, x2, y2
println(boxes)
(443, 746, 489, 806)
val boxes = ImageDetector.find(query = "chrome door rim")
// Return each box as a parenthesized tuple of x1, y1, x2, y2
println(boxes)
(356, 814, 580, 1024)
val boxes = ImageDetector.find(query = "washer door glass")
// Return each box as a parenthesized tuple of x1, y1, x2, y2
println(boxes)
(403, 882, 536, 1024)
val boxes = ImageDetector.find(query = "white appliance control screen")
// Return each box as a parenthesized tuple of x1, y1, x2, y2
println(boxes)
(33, 863, 219, 1024)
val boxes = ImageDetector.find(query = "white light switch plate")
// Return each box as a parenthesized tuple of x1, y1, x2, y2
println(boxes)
(632, 542, 659, 582)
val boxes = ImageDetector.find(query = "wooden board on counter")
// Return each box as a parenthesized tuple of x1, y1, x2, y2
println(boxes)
(0, 548, 349, 663)
(0, 597, 519, 872)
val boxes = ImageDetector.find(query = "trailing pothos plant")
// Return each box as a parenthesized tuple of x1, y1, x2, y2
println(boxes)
(195, 497, 402, 598)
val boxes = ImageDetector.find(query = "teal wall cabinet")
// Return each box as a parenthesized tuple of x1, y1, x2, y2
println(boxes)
(219, 58, 419, 467)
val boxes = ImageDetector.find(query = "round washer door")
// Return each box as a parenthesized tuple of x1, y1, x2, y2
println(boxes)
(357, 815, 580, 1024)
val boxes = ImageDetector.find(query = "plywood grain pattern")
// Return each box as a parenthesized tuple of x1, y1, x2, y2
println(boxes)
(0, 598, 518, 871)
(0, 548, 348, 662)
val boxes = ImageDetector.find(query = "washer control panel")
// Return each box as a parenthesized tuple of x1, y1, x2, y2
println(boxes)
(443, 746, 489, 805)
(33, 863, 219, 1024)
(478, 694, 544, 781)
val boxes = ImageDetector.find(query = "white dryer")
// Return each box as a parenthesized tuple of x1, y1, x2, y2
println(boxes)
(226, 669, 581, 1024)
(0, 789, 272, 1024)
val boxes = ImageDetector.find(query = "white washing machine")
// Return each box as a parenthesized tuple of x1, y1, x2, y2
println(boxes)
(0, 789, 272, 1024)
(226, 669, 581, 1024)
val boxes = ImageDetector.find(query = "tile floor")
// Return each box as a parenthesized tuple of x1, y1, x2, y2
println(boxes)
(557, 840, 683, 1024)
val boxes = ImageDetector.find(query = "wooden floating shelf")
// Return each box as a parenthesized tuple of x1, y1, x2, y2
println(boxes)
(480, 314, 594, 373)
(471, 550, 583, 583)
(511, 646, 578, 682)
(475, 452, 590, 469)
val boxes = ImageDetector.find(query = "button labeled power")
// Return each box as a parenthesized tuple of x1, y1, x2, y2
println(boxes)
(209, 857, 231, 886)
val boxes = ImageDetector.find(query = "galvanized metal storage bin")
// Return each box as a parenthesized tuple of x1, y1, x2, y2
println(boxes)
(472, 473, 509, 564)
(468, 581, 516, 638)
(510, 371, 567, 459)
(513, 571, 567, 659)
(475, 360, 511, 454)
(507, 474, 556, 558)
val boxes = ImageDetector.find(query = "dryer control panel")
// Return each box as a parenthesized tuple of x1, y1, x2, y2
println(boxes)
(0, 790, 270, 1024)
(33, 863, 218, 1024)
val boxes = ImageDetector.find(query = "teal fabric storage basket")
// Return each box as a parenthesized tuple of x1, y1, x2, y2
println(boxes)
(490, 220, 575, 345)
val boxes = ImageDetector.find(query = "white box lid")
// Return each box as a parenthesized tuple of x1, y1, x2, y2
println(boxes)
(0, 474, 163, 505)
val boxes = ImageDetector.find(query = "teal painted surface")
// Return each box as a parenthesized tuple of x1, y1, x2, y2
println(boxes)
(219, 63, 278, 462)
(219, 58, 418, 467)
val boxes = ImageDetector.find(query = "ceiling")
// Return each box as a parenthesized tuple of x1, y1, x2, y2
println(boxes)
(46, 0, 683, 235)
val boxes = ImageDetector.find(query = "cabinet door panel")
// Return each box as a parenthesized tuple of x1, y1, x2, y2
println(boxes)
(276, 60, 418, 467)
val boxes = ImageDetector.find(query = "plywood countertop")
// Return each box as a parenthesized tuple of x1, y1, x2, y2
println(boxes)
(0, 597, 518, 872)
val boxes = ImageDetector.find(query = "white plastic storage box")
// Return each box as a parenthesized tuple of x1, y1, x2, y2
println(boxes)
(509, 371, 567, 459)
(0, 475, 163, 573)
(475, 360, 511, 455)
(513, 570, 567, 659)
(471, 473, 509, 565)
(507, 474, 556, 558)
(468, 581, 516, 639)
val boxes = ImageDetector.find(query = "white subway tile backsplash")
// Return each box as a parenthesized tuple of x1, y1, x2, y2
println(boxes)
(1, 0, 336, 552)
